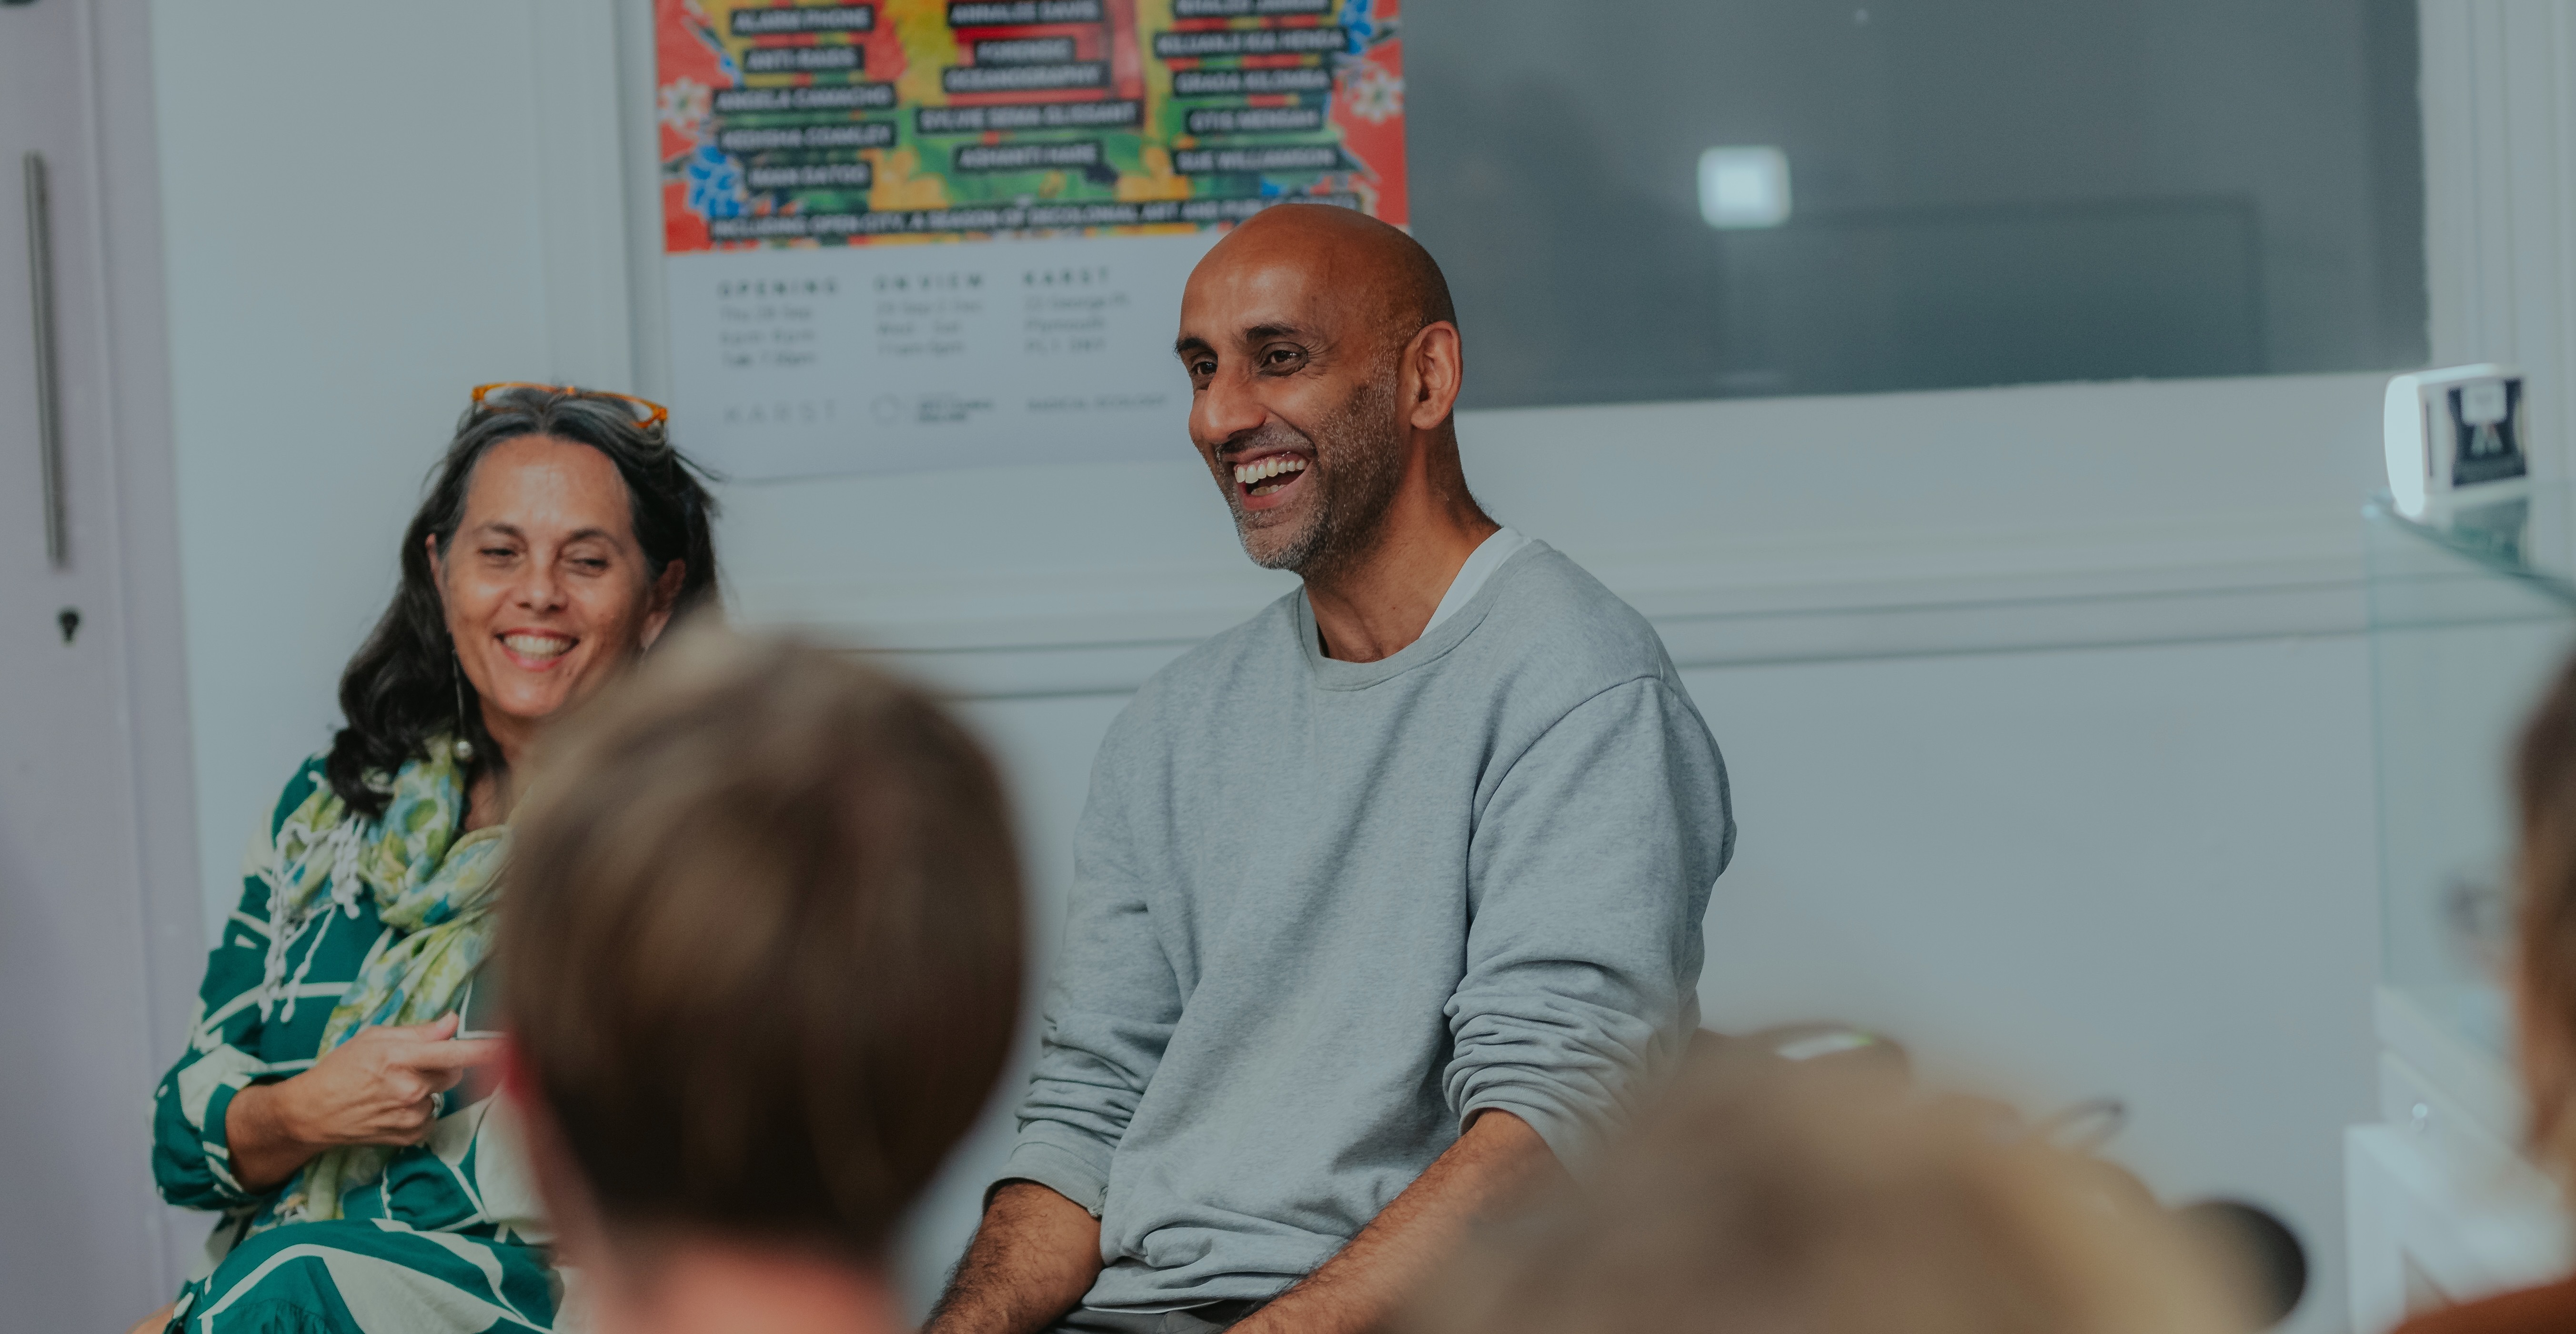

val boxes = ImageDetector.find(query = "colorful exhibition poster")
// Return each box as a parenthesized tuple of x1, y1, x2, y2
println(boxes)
(655, 0, 1408, 480)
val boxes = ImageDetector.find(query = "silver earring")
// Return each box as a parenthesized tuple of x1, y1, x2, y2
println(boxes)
(451, 653, 476, 763)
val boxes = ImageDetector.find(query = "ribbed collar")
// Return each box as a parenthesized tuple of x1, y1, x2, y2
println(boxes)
(1297, 541, 1550, 691)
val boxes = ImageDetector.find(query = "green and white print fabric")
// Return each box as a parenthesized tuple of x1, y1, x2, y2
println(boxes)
(151, 753, 556, 1334)
(256, 747, 507, 1220)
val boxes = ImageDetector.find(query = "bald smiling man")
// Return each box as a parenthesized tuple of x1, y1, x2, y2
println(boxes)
(927, 206, 1735, 1334)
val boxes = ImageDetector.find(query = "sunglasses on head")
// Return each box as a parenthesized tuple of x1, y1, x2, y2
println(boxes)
(470, 382, 670, 430)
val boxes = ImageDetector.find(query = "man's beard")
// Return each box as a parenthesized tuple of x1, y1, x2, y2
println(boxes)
(1222, 376, 1405, 578)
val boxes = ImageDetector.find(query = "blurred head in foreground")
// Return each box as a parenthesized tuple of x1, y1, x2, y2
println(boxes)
(500, 630, 1024, 1332)
(2376, 652, 2576, 1334)
(1393, 1046, 2245, 1334)
(2516, 655, 2576, 1175)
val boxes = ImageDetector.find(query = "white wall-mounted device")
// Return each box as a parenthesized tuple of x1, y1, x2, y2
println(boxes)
(2385, 364, 2530, 517)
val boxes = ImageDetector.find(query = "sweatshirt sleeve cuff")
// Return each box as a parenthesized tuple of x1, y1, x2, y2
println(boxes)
(996, 1138, 1110, 1217)
(1461, 1092, 1599, 1172)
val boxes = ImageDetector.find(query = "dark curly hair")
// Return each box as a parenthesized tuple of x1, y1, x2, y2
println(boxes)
(324, 387, 722, 819)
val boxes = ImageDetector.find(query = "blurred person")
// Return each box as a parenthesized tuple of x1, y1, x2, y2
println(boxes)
(138, 386, 717, 1334)
(497, 631, 1025, 1334)
(928, 204, 1734, 1334)
(1391, 1044, 2252, 1334)
(2395, 653, 2576, 1334)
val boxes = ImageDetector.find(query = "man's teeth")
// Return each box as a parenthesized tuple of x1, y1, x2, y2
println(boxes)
(1232, 456, 1308, 487)
(502, 634, 573, 659)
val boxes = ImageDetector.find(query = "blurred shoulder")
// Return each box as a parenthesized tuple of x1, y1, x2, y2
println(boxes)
(2396, 1279, 2576, 1334)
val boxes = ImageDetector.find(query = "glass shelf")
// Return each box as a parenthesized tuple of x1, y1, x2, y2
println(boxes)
(2367, 486, 2576, 1060)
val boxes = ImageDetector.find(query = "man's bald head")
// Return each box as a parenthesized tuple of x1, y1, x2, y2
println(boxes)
(1197, 204, 1457, 354)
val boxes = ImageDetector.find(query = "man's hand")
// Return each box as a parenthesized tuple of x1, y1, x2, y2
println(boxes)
(224, 1013, 500, 1193)
(1230, 1110, 1557, 1334)
(925, 1181, 1105, 1334)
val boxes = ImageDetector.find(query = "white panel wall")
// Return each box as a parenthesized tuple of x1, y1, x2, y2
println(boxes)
(2422, 0, 2576, 475)
(1686, 639, 2380, 1334)
(153, 0, 639, 933)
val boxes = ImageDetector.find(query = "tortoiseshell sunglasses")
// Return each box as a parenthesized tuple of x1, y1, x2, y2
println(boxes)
(469, 382, 669, 429)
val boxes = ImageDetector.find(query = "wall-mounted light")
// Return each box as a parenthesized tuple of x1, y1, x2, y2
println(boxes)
(1698, 146, 1792, 230)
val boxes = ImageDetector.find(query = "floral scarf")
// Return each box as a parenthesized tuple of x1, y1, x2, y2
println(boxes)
(242, 742, 506, 1220)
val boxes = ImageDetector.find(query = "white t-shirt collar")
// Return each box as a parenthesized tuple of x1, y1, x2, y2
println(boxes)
(1421, 526, 1532, 636)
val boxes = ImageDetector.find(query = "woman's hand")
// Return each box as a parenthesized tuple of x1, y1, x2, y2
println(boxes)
(223, 1013, 500, 1194)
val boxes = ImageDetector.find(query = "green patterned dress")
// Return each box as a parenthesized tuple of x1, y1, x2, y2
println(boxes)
(151, 752, 561, 1334)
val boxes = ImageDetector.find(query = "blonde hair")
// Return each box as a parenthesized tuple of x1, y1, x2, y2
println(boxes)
(501, 629, 1023, 1259)
(1395, 1048, 2244, 1334)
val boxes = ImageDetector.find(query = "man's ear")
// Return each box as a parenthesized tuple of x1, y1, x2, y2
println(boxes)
(639, 560, 687, 649)
(1403, 321, 1464, 432)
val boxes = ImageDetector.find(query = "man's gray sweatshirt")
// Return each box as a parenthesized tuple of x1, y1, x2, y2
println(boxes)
(999, 542, 1734, 1311)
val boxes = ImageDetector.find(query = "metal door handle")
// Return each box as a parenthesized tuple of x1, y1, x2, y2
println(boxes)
(23, 151, 63, 568)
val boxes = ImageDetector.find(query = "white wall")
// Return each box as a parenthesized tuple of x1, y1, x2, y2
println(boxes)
(1687, 639, 2380, 1334)
(147, 6, 2396, 1334)
(2422, 0, 2576, 477)
(152, 0, 634, 930)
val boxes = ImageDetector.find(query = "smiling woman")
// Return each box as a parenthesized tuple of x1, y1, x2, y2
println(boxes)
(336, 386, 722, 829)
(138, 387, 719, 1334)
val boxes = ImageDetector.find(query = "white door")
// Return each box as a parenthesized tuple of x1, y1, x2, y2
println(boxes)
(0, 0, 198, 1323)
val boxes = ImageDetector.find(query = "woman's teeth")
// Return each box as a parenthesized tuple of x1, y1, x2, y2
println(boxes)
(1233, 456, 1308, 493)
(502, 633, 574, 659)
